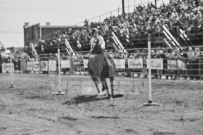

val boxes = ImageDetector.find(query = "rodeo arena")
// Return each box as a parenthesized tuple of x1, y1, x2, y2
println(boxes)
(1, 0, 203, 135)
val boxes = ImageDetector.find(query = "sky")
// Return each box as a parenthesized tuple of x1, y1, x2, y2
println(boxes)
(0, 0, 169, 48)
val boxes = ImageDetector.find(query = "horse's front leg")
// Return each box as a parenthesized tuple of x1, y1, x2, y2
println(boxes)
(92, 77, 100, 94)
(110, 77, 114, 98)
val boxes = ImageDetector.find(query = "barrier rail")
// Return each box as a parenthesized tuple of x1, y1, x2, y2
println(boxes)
(2, 56, 203, 80)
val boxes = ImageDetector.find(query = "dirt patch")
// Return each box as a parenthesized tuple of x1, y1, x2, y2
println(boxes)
(25, 95, 47, 100)
(153, 131, 176, 135)
(0, 127, 7, 131)
(59, 116, 77, 121)
(0, 74, 203, 135)
(91, 115, 119, 119)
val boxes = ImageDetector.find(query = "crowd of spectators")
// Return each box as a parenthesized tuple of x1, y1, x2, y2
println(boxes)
(34, 0, 203, 79)
(35, 0, 203, 55)
(111, 46, 203, 80)
(38, 0, 203, 51)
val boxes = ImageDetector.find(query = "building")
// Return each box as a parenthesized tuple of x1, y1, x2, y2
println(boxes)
(23, 22, 83, 55)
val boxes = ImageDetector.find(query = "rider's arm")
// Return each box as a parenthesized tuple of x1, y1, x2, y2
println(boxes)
(99, 36, 105, 50)
(90, 38, 95, 50)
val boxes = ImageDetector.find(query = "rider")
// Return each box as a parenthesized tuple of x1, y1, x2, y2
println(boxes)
(90, 28, 105, 53)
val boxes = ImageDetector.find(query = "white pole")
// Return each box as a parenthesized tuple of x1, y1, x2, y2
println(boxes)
(148, 34, 152, 103)
(58, 48, 62, 93)
(143, 34, 158, 106)
(10, 54, 14, 88)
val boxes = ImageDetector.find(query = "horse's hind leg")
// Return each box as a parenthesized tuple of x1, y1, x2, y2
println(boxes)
(101, 78, 110, 97)
(110, 77, 114, 98)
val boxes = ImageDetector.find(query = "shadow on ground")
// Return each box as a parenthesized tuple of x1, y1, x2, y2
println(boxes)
(62, 94, 123, 105)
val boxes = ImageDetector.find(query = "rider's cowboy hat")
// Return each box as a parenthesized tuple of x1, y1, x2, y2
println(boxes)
(92, 28, 99, 34)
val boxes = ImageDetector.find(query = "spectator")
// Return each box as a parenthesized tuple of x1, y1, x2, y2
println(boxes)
(193, 47, 201, 79)
(186, 47, 195, 79)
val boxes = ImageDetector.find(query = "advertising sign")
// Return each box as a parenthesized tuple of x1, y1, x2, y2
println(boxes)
(61, 60, 70, 68)
(27, 61, 33, 71)
(167, 60, 177, 70)
(113, 59, 125, 69)
(128, 58, 143, 69)
(49, 60, 56, 71)
(2, 63, 14, 73)
(33, 61, 40, 71)
(147, 59, 163, 70)
(83, 59, 89, 68)
(40, 61, 48, 71)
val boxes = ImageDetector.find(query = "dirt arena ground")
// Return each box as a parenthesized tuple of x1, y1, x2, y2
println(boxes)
(0, 73, 203, 135)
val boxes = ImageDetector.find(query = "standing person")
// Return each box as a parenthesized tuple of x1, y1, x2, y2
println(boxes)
(186, 47, 195, 80)
(155, 46, 163, 79)
(193, 47, 201, 80)
(0, 54, 2, 73)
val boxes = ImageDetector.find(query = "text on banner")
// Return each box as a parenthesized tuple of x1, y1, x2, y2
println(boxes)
(146, 59, 163, 70)
(128, 58, 143, 69)
(40, 61, 48, 71)
(113, 59, 125, 69)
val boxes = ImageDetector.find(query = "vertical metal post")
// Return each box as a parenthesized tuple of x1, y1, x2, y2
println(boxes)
(155, 0, 157, 9)
(58, 48, 62, 93)
(10, 55, 14, 88)
(143, 34, 158, 106)
(122, 0, 125, 15)
(199, 57, 201, 80)
(148, 34, 152, 102)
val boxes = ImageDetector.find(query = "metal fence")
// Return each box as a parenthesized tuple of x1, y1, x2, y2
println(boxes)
(1, 55, 203, 80)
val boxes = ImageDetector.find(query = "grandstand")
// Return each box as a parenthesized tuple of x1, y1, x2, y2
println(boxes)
(24, 0, 203, 57)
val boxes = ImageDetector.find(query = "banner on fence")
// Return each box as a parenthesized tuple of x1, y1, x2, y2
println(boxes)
(147, 59, 163, 70)
(33, 61, 40, 71)
(40, 61, 48, 71)
(167, 60, 177, 69)
(48, 60, 56, 71)
(113, 59, 125, 69)
(83, 59, 89, 68)
(20, 61, 27, 71)
(2, 63, 14, 73)
(73, 59, 83, 71)
(128, 58, 143, 69)
(61, 60, 70, 68)
(177, 60, 186, 70)
(73, 59, 83, 67)
(27, 61, 33, 71)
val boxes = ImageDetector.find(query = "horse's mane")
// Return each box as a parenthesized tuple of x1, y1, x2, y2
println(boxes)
(91, 44, 103, 54)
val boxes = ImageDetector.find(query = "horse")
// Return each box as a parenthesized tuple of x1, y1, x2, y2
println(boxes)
(87, 44, 116, 98)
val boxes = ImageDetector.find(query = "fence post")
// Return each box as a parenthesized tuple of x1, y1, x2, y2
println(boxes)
(54, 48, 65, 95)
(143, 33, 158, 106)
(198, 57, 201, 80)
(10, 54, 15, 88)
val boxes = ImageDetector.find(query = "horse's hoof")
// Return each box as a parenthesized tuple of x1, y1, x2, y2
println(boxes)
(107, 94, 114, 99)
(99, 91, 107, 96)
(110, 94, 114, 99)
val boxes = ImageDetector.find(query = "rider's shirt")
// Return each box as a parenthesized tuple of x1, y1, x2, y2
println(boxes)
(90, 35, 105, 50)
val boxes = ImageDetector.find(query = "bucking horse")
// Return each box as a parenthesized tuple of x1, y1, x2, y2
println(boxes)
(88, 43, 116, 99)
